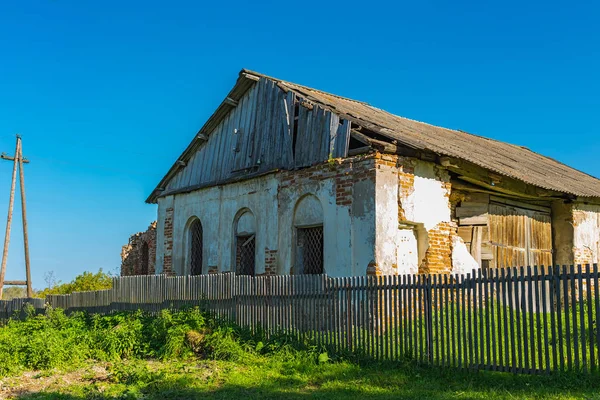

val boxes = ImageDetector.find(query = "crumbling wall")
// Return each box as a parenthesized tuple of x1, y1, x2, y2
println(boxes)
(550, 201, 600, 267)
(278, 154, 377, 277)
(552, 200, 575, 266)
(153, 153, 378, 277)
(373, 155, 478, 275)
(572, 203, 600, 265)
(121, 222, 157, 276)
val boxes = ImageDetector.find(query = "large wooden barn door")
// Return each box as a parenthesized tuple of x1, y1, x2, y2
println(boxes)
(489, 202, 553, 268)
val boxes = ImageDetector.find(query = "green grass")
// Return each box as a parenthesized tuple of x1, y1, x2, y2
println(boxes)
(1, 306, 600, 399)
(7, 356, 600, 399)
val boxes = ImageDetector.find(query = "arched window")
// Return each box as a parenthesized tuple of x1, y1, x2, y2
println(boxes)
(294, 195, 324, 275)
(234, 210, 256, 276)
(189, 219, 203, 275)
(140, 242, 149, 275)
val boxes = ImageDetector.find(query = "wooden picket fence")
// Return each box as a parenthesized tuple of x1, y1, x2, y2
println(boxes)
(2, 265, 599, 375)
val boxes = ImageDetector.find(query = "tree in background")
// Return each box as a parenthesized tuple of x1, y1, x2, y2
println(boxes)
(1, 286, 29, 300)
(36, 269, 113, 298)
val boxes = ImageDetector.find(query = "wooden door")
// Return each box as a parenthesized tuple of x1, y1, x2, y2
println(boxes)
(489, 203, 553, 268)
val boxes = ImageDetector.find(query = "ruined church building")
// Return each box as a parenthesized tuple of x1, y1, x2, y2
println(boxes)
(121, 69, 600, 278)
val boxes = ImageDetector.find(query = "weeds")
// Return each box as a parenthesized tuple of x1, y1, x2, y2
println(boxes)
(0, 306, 323, 378)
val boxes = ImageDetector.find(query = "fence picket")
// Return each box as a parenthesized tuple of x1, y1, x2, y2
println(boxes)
(2, 266, 598, 377)
(585, 265, 595, 372)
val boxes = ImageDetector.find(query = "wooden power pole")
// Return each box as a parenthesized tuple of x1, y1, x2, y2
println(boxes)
(0, 135, 32, 298)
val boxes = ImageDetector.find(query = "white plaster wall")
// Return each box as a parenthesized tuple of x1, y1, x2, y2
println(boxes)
(375, 159, 478, 275)
(396, 229, 419, 275)
(277, 176, 371, 277)
(451, 236, 480, 275)
(403, 161, 451, 230)
(573, 203, 600, 264)
(293, 195, 324, 227)
(350, 179, 376, 276)
(374, 165, 403, 274)
(155, 157, 484, 277)
(155, 175, 279, 275)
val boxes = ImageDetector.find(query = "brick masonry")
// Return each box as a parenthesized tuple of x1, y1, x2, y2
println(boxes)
(376, 154, 456, 275)
(207, 266, 219, 274)
(121, 221, 157, 276)
(279, 154, 377, 204)
(264, 249, 278, 275)
(420, 222, 454, 274)
(163, 207, 175, 276)
(422, 171, 454, 274)
(279, 154, 377, 275)
(152, 152, 461, 277)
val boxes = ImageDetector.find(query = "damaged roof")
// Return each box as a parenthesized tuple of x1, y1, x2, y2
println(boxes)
(244, 69, 600, 198)
(148, 69, 600, 202)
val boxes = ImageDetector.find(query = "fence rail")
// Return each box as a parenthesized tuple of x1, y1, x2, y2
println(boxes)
(1, 265, 599, 375)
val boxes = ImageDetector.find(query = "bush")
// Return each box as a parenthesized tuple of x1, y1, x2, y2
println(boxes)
(37, 270, 113, 298)
(0, 306, 325, 378)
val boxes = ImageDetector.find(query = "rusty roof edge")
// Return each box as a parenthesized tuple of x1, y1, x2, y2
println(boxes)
(145, 70, 258, 203)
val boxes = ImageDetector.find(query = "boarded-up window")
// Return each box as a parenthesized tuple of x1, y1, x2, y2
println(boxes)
(296, 226, 324, 275)
(489, 203, 552, 268)
(140, 242, 149, 275)
(236, 234, 255, 276)
(190, 219, 203, 275)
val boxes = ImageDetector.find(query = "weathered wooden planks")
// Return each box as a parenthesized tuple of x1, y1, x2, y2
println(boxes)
(163, 78, 351, 196)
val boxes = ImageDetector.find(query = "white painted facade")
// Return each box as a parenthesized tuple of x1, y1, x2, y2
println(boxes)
(154, 171, 377, 277)
(373, 159, 479, 276)
(154, 156, 481, 278)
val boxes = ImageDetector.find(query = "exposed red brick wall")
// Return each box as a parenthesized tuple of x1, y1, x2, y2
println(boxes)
(207, 266, 218, 274)
(279, 154, 377, 204)
(421, 170, 454, 274)
(121, 222, 157, 276)
(366, 260, 381, 276)
(384, 154, 456, 275)
(163, 207, 175, 276)
(280, 154, 378, 275)
(420, 222, 454, 274)
(264, 249, 278, 275)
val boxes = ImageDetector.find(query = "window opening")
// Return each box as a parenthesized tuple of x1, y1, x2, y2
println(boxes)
(297, 226, 324, 275)
(236, 234, 256, 276)
(190, 220, 203, 275)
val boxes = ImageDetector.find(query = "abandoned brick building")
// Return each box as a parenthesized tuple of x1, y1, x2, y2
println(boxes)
(121, 222, 157, 276)
(122, 69, 600, 278)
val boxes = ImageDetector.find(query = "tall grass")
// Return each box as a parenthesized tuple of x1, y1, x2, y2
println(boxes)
(0, 305, 324, 377)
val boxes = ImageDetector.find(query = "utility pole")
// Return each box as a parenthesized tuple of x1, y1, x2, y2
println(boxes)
(0, 135, 32, 299)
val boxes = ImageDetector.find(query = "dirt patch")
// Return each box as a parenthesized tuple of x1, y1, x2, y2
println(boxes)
(0, 364, 109, 399)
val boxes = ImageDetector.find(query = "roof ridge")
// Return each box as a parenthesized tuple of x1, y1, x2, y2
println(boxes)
(241, 69, 371, 105)
(242, 68, 600, 193)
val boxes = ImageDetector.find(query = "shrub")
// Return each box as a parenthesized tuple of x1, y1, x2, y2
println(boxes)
(37, 269, 113, 298)
(0, 306, 324, 378)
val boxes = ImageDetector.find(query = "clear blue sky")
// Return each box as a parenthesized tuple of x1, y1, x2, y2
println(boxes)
(0, 1, 598, 287)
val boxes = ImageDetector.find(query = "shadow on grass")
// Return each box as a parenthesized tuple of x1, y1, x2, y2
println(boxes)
(13, 361, 600, 400)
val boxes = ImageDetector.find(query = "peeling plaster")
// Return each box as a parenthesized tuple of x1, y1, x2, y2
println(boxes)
(573, 203, 600, 264)
(404, 162, 451, 231)
(451, 236, 479, 275)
